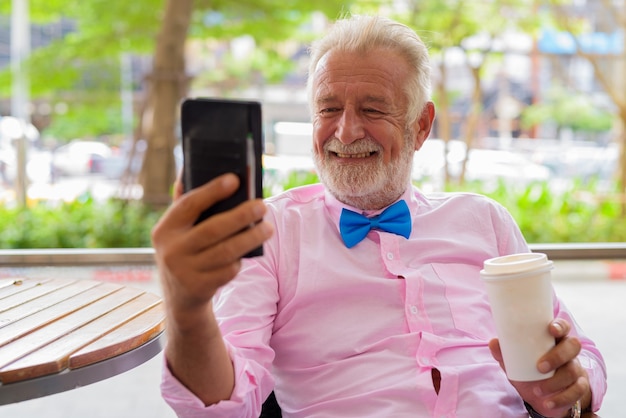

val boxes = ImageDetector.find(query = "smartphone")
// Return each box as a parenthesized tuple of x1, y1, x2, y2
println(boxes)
(180, 97, 264, 257)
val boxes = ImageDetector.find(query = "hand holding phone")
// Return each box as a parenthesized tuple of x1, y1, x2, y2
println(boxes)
(181, 97, 264, 257)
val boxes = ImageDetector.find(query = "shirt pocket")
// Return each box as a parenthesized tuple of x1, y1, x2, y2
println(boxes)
(427, 263, 495, 340)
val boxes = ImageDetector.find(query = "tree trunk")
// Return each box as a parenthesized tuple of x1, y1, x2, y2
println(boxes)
(139, 0, 193, 207)
(436, 55, 452, 186)
(619, 110, 626, 215)
(459, 64, 483, 185)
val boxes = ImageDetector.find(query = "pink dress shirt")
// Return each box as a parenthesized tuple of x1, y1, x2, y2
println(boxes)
(161, 184, 607, 417)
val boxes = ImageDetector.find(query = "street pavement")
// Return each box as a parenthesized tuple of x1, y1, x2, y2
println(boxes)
(0, 261, 624, 417)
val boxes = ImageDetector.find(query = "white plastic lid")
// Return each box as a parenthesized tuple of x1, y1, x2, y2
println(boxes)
(481, 252, 552, 276)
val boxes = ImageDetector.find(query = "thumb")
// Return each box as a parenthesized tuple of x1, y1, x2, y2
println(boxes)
(173, 169, 184, 200)
(489, 338, 506, 369)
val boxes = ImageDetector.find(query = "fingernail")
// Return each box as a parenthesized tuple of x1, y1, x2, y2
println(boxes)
(260, 222, 273, 237)
(253, 202, 265, 217)
(222, 174, 237, 187)
(538, 361, 551, 373)
(552, 321, 563, 333)
(545, 400, 555, 409)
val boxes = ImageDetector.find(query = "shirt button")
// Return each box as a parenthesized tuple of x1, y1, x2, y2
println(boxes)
(386, 252, 394, 260)
(420, 357, 431, 366)
(409, 305, 418, 314)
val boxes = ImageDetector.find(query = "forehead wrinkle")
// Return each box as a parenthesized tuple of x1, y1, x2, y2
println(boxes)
(362, 94, 389, 105)
(315, 85, 393, 105)
(316, 94, 336, 105)
(312, 48, 409, 111)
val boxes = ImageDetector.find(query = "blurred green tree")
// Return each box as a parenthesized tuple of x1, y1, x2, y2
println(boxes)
(547, 1, 626, 214)
(0, 0, 357, 206)
(387, 0, 540, 185)
(522, 84, 614, 135)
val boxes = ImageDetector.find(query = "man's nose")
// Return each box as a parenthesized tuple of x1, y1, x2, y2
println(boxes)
(335, 109, 365, 144)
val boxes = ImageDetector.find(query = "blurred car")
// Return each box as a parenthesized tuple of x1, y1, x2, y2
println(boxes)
(0, 143, 14, 184)
(532, 143, 618, 183)
(51, 140, 113, 177)
(101, 139, 147, 180)
(0, 143, 52, 184)
(459, 149, 551, 184)
(412, 139, 551, 187)
(412, 139, 466, 183)
(0, 116, 40, 146)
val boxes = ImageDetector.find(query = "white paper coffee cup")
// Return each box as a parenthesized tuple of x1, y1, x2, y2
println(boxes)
(480, 252, 555, 381)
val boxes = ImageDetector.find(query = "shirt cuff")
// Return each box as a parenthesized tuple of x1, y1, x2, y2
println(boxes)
(579, 351, 607, 412)
(160, 345, 274, 418)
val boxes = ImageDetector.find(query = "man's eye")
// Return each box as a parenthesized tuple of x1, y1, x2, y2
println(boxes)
(364, 108, 383, 114)
(319, 108, 339, 114)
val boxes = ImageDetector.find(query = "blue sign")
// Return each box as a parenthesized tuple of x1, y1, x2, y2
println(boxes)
(538, 30, 623, 55)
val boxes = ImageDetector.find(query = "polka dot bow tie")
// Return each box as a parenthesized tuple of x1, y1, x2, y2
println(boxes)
(339, 200, 412, 249)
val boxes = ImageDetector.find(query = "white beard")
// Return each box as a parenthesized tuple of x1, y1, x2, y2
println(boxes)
(313, 133, 415, 210)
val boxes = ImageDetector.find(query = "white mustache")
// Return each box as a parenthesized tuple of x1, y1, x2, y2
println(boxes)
(323, 138, 382, 155)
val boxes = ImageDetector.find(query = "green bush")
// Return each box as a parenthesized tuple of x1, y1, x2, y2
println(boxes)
(0, 177, 623, 249)
(445, 180, 626, 243)
(0, 196, 163, 249)
(272, 173, 626, 243)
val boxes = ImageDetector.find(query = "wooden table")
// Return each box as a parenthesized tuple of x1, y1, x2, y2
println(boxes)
(0, 277, 165, 405)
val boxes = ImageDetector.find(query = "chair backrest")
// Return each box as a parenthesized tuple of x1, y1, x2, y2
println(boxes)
(259, 391, 282, 418)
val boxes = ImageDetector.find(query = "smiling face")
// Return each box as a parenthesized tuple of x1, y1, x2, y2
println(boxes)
(311, 47, 433, 210)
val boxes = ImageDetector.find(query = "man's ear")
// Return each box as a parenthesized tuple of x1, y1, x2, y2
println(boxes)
(413, 101, 436, 151)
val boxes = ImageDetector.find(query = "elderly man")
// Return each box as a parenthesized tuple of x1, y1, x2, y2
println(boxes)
(152, 15, 606, 418)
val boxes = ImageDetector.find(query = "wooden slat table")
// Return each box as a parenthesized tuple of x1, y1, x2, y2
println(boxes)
(0, 277, 165, 405)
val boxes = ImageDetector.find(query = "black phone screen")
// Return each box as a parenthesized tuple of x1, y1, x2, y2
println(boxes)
(180, 97, 264, 257)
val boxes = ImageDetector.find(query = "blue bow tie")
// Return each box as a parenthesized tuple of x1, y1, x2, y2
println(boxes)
(339, 200, 412, 248)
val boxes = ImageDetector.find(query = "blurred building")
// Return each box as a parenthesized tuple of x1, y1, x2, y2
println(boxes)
(0, 16, 75, 129)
